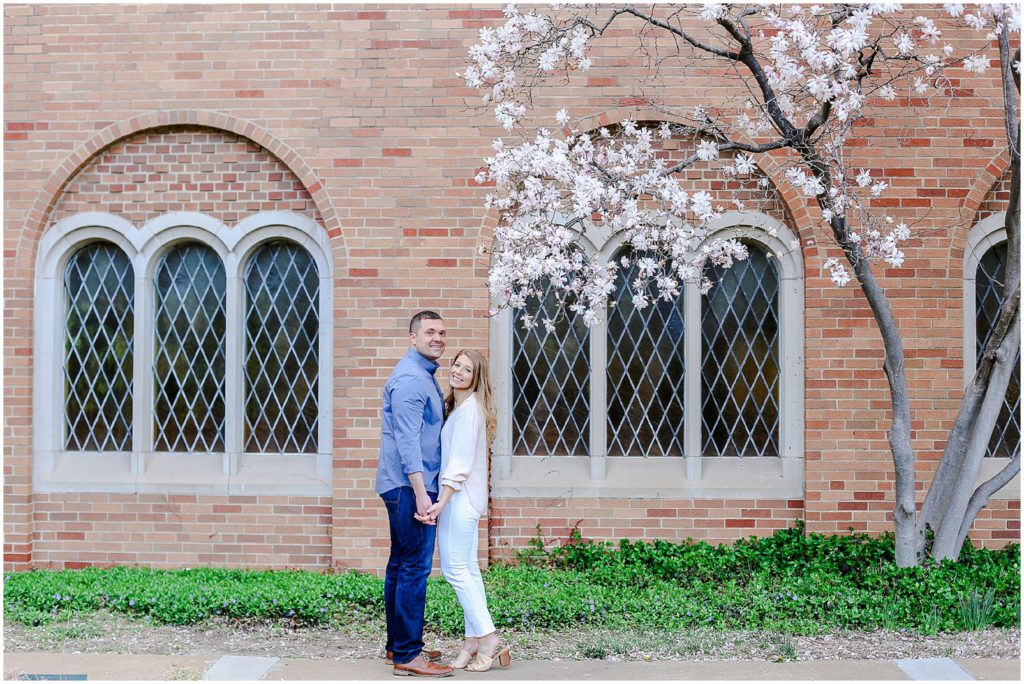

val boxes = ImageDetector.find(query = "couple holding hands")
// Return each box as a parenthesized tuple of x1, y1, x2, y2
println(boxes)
(375, 311, 510, 677)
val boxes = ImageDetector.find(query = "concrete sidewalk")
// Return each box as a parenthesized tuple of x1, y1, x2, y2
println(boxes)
(2, 652, 1020, 681)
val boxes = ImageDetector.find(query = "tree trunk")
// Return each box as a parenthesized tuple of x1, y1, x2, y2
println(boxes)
(826, 216, 918, 566)
(931, 307, 1021, 560)
(918, 28, 1021, 561)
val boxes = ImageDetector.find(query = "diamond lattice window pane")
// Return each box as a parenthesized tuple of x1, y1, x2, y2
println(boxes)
(512, 281, 590, 456)
(153, 243, 226, 452)
(976, 241, 1020, 459)
(64, 242, 134, 451)
(606, 250, 686, 456)
(701, 245, 779, 457)
(244, 242, 320, 453)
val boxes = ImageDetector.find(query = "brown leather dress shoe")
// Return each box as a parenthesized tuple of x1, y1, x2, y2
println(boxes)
(386, 648, 442, 664)
(393, 655, 453, 677)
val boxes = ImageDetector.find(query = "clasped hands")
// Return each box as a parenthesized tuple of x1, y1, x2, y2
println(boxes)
(414, 501, 445, 525)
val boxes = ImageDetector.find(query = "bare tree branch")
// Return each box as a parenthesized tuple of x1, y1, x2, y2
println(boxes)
(955, 452, 1021, 551)
(621, 7, 741, 61)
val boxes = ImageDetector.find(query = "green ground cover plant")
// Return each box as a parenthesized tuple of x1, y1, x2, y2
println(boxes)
(4, 524, 1019, 635)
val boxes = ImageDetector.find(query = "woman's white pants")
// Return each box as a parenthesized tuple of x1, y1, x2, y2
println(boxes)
(438, 491, 495, 638)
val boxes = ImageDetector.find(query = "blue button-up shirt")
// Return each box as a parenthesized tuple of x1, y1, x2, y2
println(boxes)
(375, 348, 446, 495)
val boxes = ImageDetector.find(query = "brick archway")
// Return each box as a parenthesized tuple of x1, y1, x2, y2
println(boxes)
(948, 148, 1012, 263)
(17, 109, 343, 270)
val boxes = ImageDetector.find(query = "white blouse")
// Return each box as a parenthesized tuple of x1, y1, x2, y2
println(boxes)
(439, 393, 488, 516)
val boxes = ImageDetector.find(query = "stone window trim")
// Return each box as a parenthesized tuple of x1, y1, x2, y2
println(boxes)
(33, 210, 334, 496)
(962, 211, 1019, 499)
(489, 211, 805, 500)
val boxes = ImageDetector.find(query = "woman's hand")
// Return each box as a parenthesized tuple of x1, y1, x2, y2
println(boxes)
(425, 501, 446, 520)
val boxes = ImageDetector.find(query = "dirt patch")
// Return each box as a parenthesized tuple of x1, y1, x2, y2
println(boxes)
(3, 612, 1019, 662)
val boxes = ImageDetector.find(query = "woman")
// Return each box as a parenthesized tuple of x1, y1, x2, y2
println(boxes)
(426, 349, 511, 672)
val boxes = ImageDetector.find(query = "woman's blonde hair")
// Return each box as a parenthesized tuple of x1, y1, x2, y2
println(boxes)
(444, 349, 497, 447)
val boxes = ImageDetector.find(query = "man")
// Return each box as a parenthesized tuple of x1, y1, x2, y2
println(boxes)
(376, 311, 453, 677)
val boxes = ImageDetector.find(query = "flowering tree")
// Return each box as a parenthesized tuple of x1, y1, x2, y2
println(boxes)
(464, 3, 1020, 566)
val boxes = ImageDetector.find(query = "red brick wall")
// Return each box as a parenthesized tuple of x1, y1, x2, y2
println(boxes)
(3, 4, 1018, 572)
(977, 169, 1014, 224)
(48, 127, 322, 228)
(32, 494, 332, 570)
(489, 498, 803, 563)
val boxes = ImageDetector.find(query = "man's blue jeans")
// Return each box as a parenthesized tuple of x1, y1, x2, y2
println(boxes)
(381, 486, 437, 665)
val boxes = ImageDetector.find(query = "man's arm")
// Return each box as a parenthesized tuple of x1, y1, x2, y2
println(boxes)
(408, 472, 434, 525)
(391, 378, 433, 521)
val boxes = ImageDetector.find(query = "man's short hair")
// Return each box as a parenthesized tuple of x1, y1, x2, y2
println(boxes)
(409, 310, 443, 334)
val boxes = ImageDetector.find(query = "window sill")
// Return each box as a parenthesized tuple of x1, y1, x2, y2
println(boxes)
(491, 455, 804, 499)
(33, 451, 331, 496)
(491, 456, 1019, 501)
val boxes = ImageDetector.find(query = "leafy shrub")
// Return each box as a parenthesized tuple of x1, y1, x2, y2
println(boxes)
(516, 521, 1020, 633)
(4, 524, 1019, 635)
(3, 567, 383, 627)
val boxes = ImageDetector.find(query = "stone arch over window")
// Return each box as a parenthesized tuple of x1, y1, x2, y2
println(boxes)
(34, 211, 333, 495)
(490, 210, 804, 495)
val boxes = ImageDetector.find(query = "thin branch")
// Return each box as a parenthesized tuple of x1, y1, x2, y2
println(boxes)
(663, 138, 791, 175)
(621, 7, 741, 61)
(955, 452, 1021, 549)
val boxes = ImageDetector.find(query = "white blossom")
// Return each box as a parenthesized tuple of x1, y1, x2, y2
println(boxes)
(464, 2, 1019, 318)
(699, 3, 727, 21)
(696, 140, 720, 161)
(824, 258, 852, 286)
(915, 16, 943, 43)
(963, 12, 987, 30)
(733, 153, 756, 175)
(962, 54, 990, 73)
(886, 249, 906, 268)
(894, 33, 915, 54)
(786, 168, 825, 197)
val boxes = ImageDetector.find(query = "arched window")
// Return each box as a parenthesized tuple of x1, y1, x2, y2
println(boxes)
(64, 242, 135, 452)
(244, 241, 321, 454)
(491, 211, 803, 498)
(701, 243, 780, 457)
(606, 248, 686, 457)
(975, 240, 1020, 458)
(35, 211, 333, 494)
